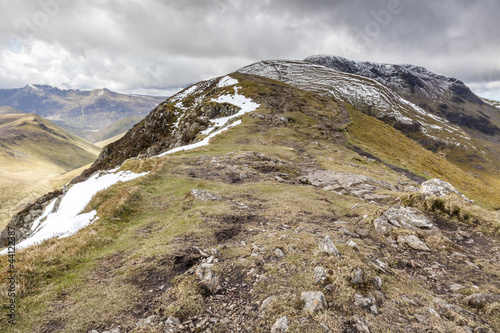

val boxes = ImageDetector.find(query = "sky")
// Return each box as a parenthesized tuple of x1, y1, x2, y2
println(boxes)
(0, 0, 499, 100)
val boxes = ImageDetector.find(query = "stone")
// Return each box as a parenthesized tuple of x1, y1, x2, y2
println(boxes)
(353, 294, 374, 308)
(319, 235, 340, 256)
(350, 316, 370, 333)
(313, 266, 327, 284)
(372, 276, 383, 290)
(164, 316, 181, 333)
(275, 248, 285, 257)
(449, 283, 466, 292)
(260, 296, 276, 311)
(397, 234, 430, 251)
(373, 205, 433, 234)
(136, 315, 161, 328)
(351, 268, 364, 286)
(420, 178, 470, 201)
(196, 264, 221, 294)
(301, 291, 327, 312)
(346, 239, 360, 252)
(465, 293, 500, 308)
(190, 189, 222, 201)
(102, 329, 120, 333)
(271, 316, 289, 333)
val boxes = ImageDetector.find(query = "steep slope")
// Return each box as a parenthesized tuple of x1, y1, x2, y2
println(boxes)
(84, 115, 145, 143)
(305, 55, 500, 142)
(0, 70, 499, 333)
(0, 85, 164, 131)
(0, 113, 100, 228)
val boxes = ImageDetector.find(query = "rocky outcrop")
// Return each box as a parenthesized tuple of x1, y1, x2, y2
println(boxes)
(420, 178, 470, 202)
(373, 205, 434, 234)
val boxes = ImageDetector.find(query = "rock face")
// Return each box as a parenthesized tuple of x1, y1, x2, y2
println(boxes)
(373, 205, 433, 234)
(301, 291, 327, 312)
(420, 178, 470, 201)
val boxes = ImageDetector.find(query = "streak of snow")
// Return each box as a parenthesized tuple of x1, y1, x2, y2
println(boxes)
(217, 76, 238, 88)
(1, 169, 148, 254)
(159, 86, 259, 155)
(170, 84, 199, 102)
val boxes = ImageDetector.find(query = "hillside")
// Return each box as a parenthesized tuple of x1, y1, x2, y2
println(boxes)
(85, 115, 145, 143)
(0, 85, 164, 132)
(0, 113, 100, 229)
(0, 62, 499, 332)
(0, 106, 25, 115)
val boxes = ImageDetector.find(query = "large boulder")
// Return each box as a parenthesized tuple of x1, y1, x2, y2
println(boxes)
(420, 179, 470, 201)
(373, 205, 433, 234)
(301, 291, 327, 312)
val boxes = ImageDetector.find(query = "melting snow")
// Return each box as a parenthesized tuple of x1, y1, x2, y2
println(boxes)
(217, 76, 238, 88)
(160, 86, 259, 155)
(0, 169, 148, 254)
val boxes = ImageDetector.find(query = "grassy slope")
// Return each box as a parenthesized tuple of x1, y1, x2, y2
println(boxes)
(344, 104, 500, 209)
(0, 114, 100, 228)
(0, 78, 498, 332)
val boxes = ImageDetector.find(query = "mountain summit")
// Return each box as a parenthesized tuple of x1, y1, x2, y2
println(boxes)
(0, 57, 499, 332)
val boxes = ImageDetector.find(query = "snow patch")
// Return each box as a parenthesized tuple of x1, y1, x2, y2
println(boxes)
(1, 169, 148, 253)
(217, 76, 238, 88)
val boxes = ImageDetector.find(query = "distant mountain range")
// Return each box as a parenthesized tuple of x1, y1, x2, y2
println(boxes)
(0, 84, 165, 132)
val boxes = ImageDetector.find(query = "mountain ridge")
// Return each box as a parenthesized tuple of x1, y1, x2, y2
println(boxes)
(1, 57, 499, 332)
(0, 84, 165, 132)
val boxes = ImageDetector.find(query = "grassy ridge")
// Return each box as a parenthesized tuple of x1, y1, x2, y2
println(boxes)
(0, 113, 100, 228)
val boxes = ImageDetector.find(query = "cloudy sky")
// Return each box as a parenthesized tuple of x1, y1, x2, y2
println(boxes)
(0, 0, 499, 99)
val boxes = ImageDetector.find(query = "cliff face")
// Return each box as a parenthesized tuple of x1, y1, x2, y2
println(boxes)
(1, 59, 500, 333)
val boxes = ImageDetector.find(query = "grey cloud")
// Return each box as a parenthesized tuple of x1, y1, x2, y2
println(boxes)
(0, 0, 498, 99)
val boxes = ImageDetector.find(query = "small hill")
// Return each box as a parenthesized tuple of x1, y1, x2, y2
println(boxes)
(0, 113, 100, 228)
(0, 85, 165, 132)
(84, 115, 145, 143)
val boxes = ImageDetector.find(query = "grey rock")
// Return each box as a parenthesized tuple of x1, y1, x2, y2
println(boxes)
(465, 293, 500, 308)
(346, 239, 360, 252)
(373, 205, 433, 234)
(449, 283, 466, 292)
(271, 316, 289, 333)
(196, 264, 221, 294)
(313, 266, 327, 284)
(136, 315, 161, 328)
(164, 315, 181, 333)
(190, 189, 222, 201)
(275, 248, 285, 257)
(351, 268, 364, 286)
(353, 294, 374, 308)
(372, 276, 383, 290)
(260, 296, 277, 311)
(420, 179, 470, 201)
(319, 235, 340, 256)
(88, 331, 99, 333)
(397, 234, 430, 251)
(351, 316, 370, 333)
(301, 291, 327, 312)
